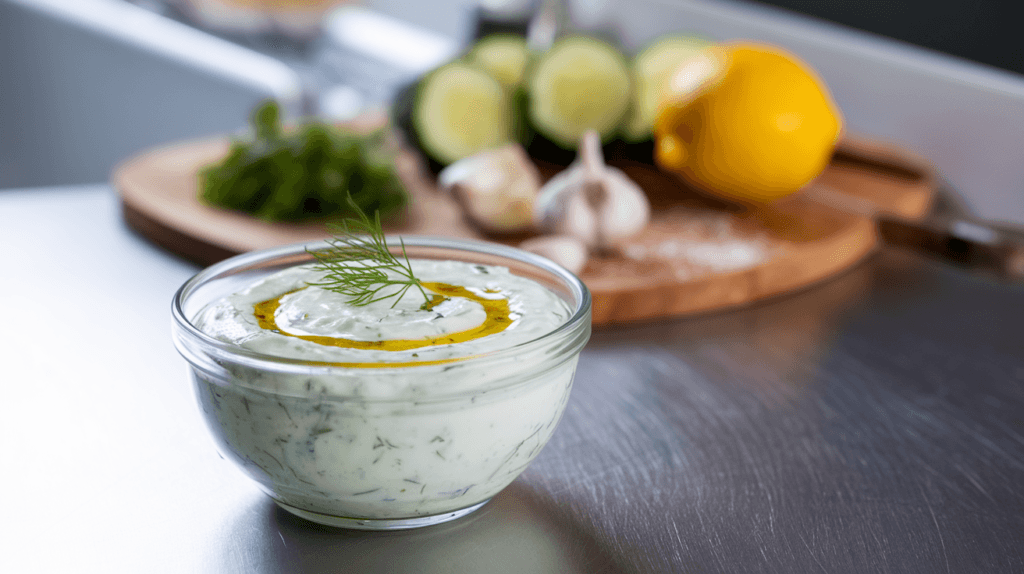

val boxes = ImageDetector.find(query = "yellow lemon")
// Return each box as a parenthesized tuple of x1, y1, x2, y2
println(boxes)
(653, 42, 843, 203)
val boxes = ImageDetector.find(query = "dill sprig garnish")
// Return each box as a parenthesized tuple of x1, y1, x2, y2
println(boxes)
(306, 197, 429, 308)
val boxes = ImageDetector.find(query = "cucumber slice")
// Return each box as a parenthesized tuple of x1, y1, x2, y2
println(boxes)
(412, 62, 512, 165)
(623, 34, 711, 142)
(468, 34, 531, 88)
(527, 35, 631, 149)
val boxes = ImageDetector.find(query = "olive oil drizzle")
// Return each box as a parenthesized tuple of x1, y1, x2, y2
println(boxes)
(253, 282, 513, 364)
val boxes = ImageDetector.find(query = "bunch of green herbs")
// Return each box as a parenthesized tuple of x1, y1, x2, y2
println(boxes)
(200, 100, 407, 222)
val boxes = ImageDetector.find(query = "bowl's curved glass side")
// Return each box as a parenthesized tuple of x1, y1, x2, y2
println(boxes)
(188, 355, 579, 523)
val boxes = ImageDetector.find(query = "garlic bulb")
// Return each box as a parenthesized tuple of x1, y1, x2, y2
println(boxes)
(438, 144, 541, 234)
(534, 130, 651, 251)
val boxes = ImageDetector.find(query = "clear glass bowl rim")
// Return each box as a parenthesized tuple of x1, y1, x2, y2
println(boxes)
(172, 235, 592, 386)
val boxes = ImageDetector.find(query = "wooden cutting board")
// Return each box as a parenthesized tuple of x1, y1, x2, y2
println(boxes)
(113, 132, 935, 325)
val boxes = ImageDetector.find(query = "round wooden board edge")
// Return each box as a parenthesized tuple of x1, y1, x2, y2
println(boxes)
(587, 217, 879, 325)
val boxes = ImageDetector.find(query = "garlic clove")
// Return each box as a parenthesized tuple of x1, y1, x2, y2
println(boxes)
(438, 144, 541, 234)
(561, 188, 599, 247)
(533, 165, 582, 231)
(519, 234, 589, 275)
(595, 168, 651, 244)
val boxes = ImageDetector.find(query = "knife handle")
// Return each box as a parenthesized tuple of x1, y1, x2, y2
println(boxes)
(876, 214, 1024, 280)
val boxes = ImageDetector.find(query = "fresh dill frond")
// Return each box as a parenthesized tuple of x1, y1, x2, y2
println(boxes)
(306, 196, 428, 307)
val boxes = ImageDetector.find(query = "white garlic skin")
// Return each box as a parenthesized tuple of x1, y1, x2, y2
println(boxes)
(519, 234, 589, 276)
(438, 144, 541, 233)
(534, 165, 651, 250)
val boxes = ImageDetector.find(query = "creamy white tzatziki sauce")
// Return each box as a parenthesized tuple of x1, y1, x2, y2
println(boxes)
(194, 259, 570, 366)
(189, 259, 580, 521)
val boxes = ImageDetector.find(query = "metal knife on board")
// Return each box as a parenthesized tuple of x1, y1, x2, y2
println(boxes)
(810, 176, 1024, 281)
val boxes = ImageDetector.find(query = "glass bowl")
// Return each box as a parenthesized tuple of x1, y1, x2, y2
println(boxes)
(172, 237, 591, 530)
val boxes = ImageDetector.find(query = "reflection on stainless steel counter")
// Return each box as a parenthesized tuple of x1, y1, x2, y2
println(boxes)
(2, 185, 1022, 572)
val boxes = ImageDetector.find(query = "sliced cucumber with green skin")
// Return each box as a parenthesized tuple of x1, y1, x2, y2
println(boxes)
(623, 34, 711, 143)
(527, 35, 632, 150)
(392, 80, 444, 174)
(412, 62, 512, 166)
(467, 34, 531, 89)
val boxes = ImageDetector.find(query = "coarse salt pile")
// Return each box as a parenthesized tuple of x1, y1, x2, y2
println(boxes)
(621, 209, 772, 280)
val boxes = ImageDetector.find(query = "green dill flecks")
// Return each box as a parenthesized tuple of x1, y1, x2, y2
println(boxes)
(372, 435, 399, 450)
(305, 196, 429, 308)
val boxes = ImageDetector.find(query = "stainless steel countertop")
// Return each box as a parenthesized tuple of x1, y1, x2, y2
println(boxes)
(2, 184, 1022, 573)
